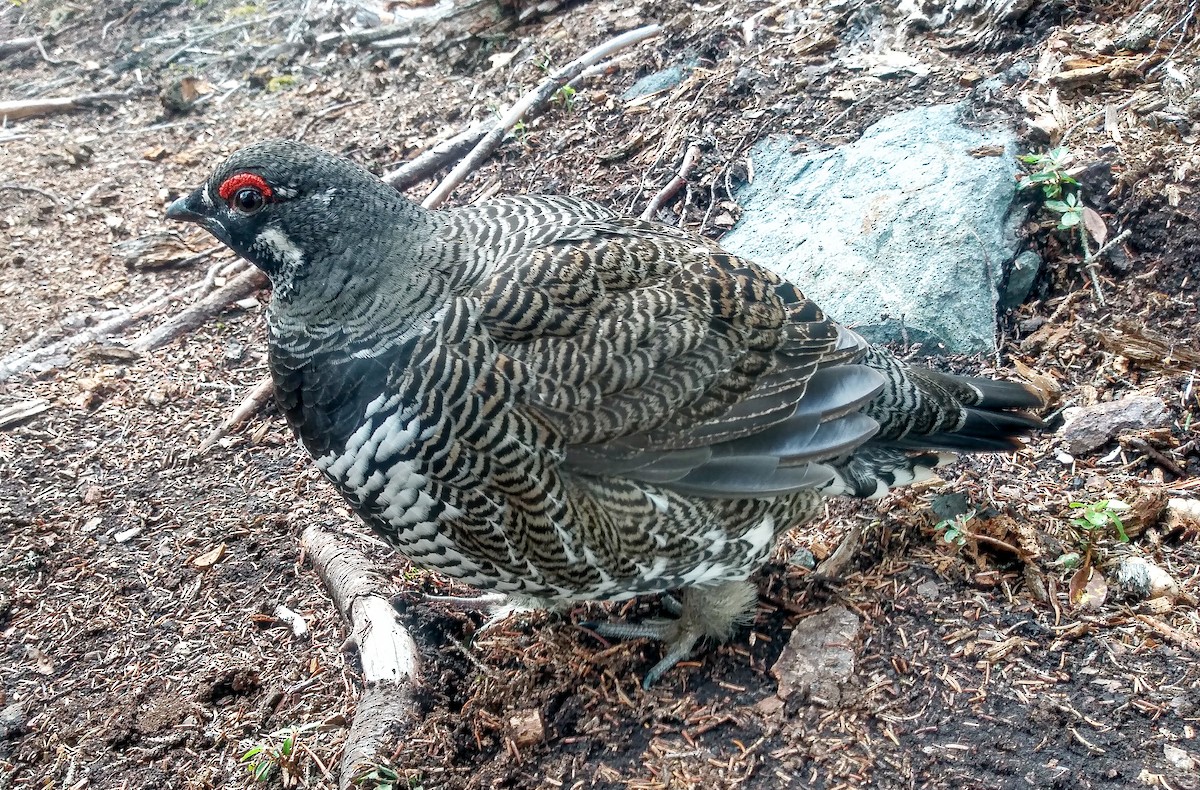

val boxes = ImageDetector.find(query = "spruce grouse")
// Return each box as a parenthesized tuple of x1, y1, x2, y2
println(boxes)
(168, 140, 1044, 687)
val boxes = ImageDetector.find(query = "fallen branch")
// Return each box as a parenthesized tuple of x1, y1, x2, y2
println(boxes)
(422, 23, 662, 208)
(1135, 613, 1200, 656)
(0, 399, 51, 430)
(381, 122, 489, 190)
(0, 36, 40, 59)
(129, 266, 266, 352)
(0, 288, 175, 383)
(640, 141, 703, 221)
(301, 524, 421, 790)
(0, 92, 129, 122)
(0, 183, 60, 206)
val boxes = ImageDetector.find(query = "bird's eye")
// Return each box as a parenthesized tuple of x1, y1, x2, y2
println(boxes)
(232, 187, 265, 214)
(217, 172, 273, 213)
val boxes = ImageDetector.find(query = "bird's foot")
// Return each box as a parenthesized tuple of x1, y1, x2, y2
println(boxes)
(585, 580, 759, 689)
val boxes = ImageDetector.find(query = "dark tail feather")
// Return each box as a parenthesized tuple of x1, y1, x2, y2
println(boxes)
(862, 348, 1046, 445)
(884, 406, 1044, 452)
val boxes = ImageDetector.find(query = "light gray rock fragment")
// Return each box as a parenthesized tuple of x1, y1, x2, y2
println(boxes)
(771, 605, 860, 705)
(1060, 396, 1170, 454)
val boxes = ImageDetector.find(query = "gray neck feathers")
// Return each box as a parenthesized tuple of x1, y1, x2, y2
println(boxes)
(266, 197, 452, 359)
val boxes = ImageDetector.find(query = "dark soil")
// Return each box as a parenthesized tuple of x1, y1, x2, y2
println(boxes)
(1, 0, 1197, 788)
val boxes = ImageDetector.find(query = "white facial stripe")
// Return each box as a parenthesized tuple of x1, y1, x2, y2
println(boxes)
(254, 227, 304, 268)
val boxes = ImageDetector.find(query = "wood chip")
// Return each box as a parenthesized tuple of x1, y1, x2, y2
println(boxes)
(0, 398, 50, 429)
(192, 543, 227, 570)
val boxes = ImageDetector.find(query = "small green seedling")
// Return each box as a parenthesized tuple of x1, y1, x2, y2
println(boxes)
(554, 84, 577, 112)
(510, 119, 529, 143)
(240, 723, 319, 783)
(266, 74, 298, 93)
(1069, 499, 1130, 544)
(1019, 147, 1079, 200)
(1044, 192, 1084, 231)
(934, 510, 975, 547)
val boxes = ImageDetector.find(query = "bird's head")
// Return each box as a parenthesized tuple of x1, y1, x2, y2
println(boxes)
(166, 140, 424, 292)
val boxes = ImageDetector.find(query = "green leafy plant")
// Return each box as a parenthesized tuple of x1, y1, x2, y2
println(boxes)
(266, 74, 298, 92)
(933, 510, 975, 547)
(240, 723, 319, 783)
(1062, 499, 1129, 610)
(1070, 499, 1130, 545)
(554, 84, 577, 112)
(1044, 192, 1084, 231)
(1019, 146, 1078, 200)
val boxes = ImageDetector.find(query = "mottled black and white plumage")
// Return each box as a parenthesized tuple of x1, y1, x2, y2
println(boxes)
(168, 140, 1043, 686)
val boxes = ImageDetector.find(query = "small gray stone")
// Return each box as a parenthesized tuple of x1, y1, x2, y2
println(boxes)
(788, 547, 816, 569)
(0, 703, 25, 740)
(1001, 250, 1042, 309)
(1060, 396, 1170, 454)
(771, 605, 860, 705)
(622, 64, 691, 101)
(915, 579, 941, 600)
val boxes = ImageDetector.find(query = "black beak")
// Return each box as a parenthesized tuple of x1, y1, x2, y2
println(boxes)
(166, 189, 207, 223)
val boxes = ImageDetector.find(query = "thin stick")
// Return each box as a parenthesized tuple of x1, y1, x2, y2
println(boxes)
(1080, 227, 1132, 307)
(0, 36, 40, 59)
(640, 142, 703, 220)
(422, 24, 662, 209)
(382, 58, 620, 193)
(381, 122, 489, 190)
(1135, 614, 1200, 655)
(0, 92, 128, 122)
(196, 375, 276, 454)
(0, 287, 173, 383)
(0, 183, 59, 205)
(130, 268, 267, 352)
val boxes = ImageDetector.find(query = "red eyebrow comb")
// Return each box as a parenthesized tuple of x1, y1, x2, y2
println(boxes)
(217, 173, 272, 201)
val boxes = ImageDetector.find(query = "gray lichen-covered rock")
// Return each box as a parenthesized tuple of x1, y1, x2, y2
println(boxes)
(721, 104, 1027, 353)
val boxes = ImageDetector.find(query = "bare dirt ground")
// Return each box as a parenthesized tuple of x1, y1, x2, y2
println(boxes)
(1, 0, 1198, 788)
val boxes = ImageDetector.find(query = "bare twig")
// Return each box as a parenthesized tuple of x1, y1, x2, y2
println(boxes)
(0, 36, 40, 59)
(160, 11, 289, 65)
(196, 375, 275, 455)
(301, 524, 421, 790)
(0, 92, 129, 122)
(381, 122, 490, 190)
(0, 399, 51, 430)
(35, 37, 79, 66)
(1060, 93, 1140, 145)
(640, 141, 704, 221)
(0, 184, 59, 205)
(0, 288, 173, 383)
(1080, 227, 1132, 307)
(130, 268, 267, 352)
(1135, 613, 1200, 655)
(422, 24, 662, 209)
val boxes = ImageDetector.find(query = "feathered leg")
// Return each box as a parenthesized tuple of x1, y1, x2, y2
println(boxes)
(588, 579, 760, 688)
